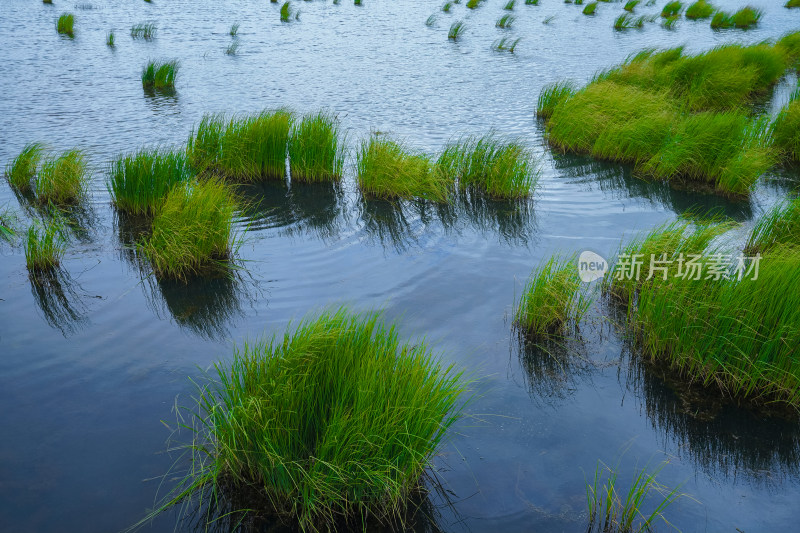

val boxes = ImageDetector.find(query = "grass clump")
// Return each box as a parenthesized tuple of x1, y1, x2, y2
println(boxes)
(771, 99, 800, 163)
(442, 1, 453, 12)
(141, 59, 179, 89)
(660, 1, 682, 17)
(108, 149, 193, 215)
(623, 0, 639, 11)
(357, 137, 451, 202)
(426, 14, 437, 26)
(492, 37, 521, 53)
(146, 308, 466, 531)
(536, 81, 575, 119)
(515, 255, 590, 338)
(496, 14, 515, 28)
(25, 219, 67, 273)
(448, 20, 466, 40)
(788, 0, 800, 8)
(0, 207, 17, 242)
(582, 2, 597, 14)
(745, 197, 800, 254)
(614, 13, 644, 30)
(685, 0, 714, 19)
(229, 23, 239, 36)
(288, 111, 344, 183)
(56, 13, 74, 37)
(225, 40, 240, 55)
(437, 133, 538, 199)
(280, 1, 292, 21)
(5, 143, 44, 193)
(525, 0, 539, 4)
(142, 179, 237, 280)
(187, 110, 293, 181)
(36, 149, 88, 204)
(711, 6, 762, 29)
(106, 31, 115, 47)
(130, 22, 156, 39)
(504, 0, 515, 9)
(466, 0, 479, 8)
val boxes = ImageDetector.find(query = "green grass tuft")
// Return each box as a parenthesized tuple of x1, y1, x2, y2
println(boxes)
(225, 40, 240, 55)
(442, 1, 453, 12)
(106, 31, 115, 47)
(288, 111, 344, 183)
(536, 81, 575, 119)
(745, 197, 800, 254)
(141, 59, 179, 89)
(582, 2, 597, 14)
(615, 13, 645, 30)
(426, 13, 437, 26)
(229, 23, 239, 36)
(623, 0, 639, 11)
(36, 149, 88, 205)
(5, 143, 44, 193)
(466, 0, 479, 8)
(661, 1, 682, 17)
(448, 20, 466, 40)
(771, 99, 800, 163)
(57, 13, 74, 37)
(130, 22, 156, 39)
(496, 14, 515, 28)
(788, 0, 800, 8)
(280, 1, 292, 21)
(108, 148, 193, 215)
(492, 37, 521, 53)
(685, 0, 714, 19)
(25, 218, 66, 273)
(711, 6, 762, 29)
(504, 0, 515, 9)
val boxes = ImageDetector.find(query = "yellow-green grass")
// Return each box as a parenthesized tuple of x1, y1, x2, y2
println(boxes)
(288, 111, 344, 183)
(685, 0, 714, 19)
(141, 179, 237, 280)
(144, 308, 467, 530)
(280, 1, 291, 22)
(771, 98, 800, 163)
(106, 31, 115, 47)
(710, 6, 762, 29)
(745, 197, 800, 254)
(25, 219, 66, 273)
(141, 59, 178, 89)
(536, 81, 575, 119)
(778, 31, 800, 69)
(437, 133, 538, 199)
(661, 1, 682, 17)
(448, 20, 466, 40)
(623, 0, 639, 11)
(614, 13, 645, 30)
(496, 14, 515, 28)
(35, 149, 88, 205)
(357, 137, 451, 202)
(583, 2, 597, 15)
(57, 13, 74, 37)
(5, 143, 44, 193)
(108, 148, 193, 215)
(515, 255, 590, 338)
(187, 110, 293, 181)
(788, 0, 800, 8)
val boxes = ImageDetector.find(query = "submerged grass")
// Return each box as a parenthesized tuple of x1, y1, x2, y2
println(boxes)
(36, 149, 88, 205)
(108, 148, 193, 215)
(288, 111, 344, 183)
(57, 13, 74, 37)
(357, 137, 451, 202)
(5, 143, 44, 193)
(130, 22, 156, 39)
(745, 197, 800, 254)
(141, 59, 179, 89)
(685, 0, 714, 19)
(25, 218, 66, 274)
(515, 255, 590, 338)
(144, 308, 466, 531)
(710, 6, 762, 29)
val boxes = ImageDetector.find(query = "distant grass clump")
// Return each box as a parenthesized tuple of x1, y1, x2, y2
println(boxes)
(771, 99, 800, 163)
(225, 40, 240, 55)
(437, 133, 538, 198)
(466, 0, 479, 8)
(504, 0, 515, 9)
(357, 137, 451, 202)
(711, 6, 762, 29)
(280, 1, 292, 21)
(496, 14, 515, 28)
(57, 13, 74, 37)
(448, 20, 466, 40)
(106, 31, 115, 47)
(623, 0, 639, 11)
(583, 2, 597, 14)
(141, 59, 179, 89)
(25, 219, 66, 273)
(516, 255, 590, 338)
(685, 0, 714, 19)
(745, 197, 800, 254)
(142, 179, 237, 280)
(288, 111, 344, 183)
(442, 1, 453, 11)
(614, 13, 645, 30)
(108, 149, 193, 215)
(661, 1, 682, 17)
(492, 36, 521, 53)
(5, 143, 44, 193)
(36, 149, 88, 204)
(187, 110, 293, 181)
(144, 308, 466, 531)
(130, 22, 156, 39)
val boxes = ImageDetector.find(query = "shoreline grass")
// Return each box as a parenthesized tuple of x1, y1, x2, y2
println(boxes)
(36, 149, 88, 205)
(771, 98, 800, 163)
(57, 13, 74, 37)
(141, 59, 179, 89)
(108, 149, 193, 215)
(5, 143, 44, 193)
(25, 218, 66, 273)
(288, 111, 344, 183)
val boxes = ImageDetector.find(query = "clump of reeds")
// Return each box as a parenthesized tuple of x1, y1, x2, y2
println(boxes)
(108, 148, 193, 215)
(130, 22, 156, 39)
(466, 0, 479, 8)
(36, 149, 88, 204)
(492, 37, 521, 53)
(25, 218, 66, 273)
(496, 14, 515, 28)
(141, 59, 179, 89)
(288, 111, 344, 183)
(106, 31, 115, 47)
(685, 0, 714, 19)
(187, 110, 293, 181)
(582, 2, 597, 14)
(5, 143, 44, 193)
(745, 197, 800, 254)
(504, 0, 515, 9)
(442, 1, 453, 12)
(623, 0, 639, 11)
(536, 81, 575, 119)
(771, 99, 800, 163)
(141, 178, 237, 280)
(448, 20, 466, 40)
(280, 1, 292, 21)
(225, 40, 240, 55)
(143, 308, 466, 531)
(614, 13, 644, 30)
(515, 255, 590, 338)
(57, 13, 74, 37)
(229, 23, 239, 36)
(660, 1, 682, 17)
(788, 0, 800, 8)
(357, 136, 451, 202)
(711, 6, 761, 29)
(437, 133, 538, 198)
(426, 14, 437, 26)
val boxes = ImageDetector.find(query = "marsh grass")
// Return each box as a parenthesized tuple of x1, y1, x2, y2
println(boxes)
(437, 133, 538, 198)
(187, 110, 292, 181)
(142, 178, 237, 280)
(515, 255, 590, 338)
(280, 1, 292, 21)
(57, 13, 74, 37)
(685, 0, 714, 19)
(582, 2, 597, 15)
(466, 0, 479, 9)
(139, 308, 466, 531)
(615, 13, 644, 30)
(141, 59, 179, 89)
(496, 14, 515, 28)
(225, 39, 240, 55)
(106, 31, 115, 47)
(543, 15, 556, 23)
(442, 1, 453, 12)
(25, 218, 66, 273)
(771, 99, 800, 163)
(536, 81, 575, 119)
(5, 143, 44, 193)
(492, 37, 521, 53)
(36, 149, 88, 205)
(357, 137, 451, 202)
(711, 6, 761, 29)
(744, 197, 800, 254)
(288, 111, 344, 183)
(426, 14, 437, 26)
(660, 1, 682, 17)
(448, 20, 466, 40)
(504, 0, 515, 9)
(229, 23, 239, 36)
(108, 148, 193, 215)
(662, 14, 678, 29)
(130, 22, 156, 39)
(623, 0, 639, 12)
(778, 31, 800, 68)
(788, 0, 800, 8)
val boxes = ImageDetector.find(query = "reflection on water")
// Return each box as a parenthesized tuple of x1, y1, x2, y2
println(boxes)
(360, 198, 421, 253)
(11, 187, 96, 243)
(28, 270, 89, 336)
(446, 190, 538, 246)
(114, 210, 151, 267)
(142, 87, 180, 114)
(515, 332, 595, 404)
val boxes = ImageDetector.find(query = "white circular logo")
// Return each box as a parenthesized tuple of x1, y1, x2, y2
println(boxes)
(578, 250, 607, 283)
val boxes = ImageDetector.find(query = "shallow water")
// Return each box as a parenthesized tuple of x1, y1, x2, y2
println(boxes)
(1, 0, 800, 531)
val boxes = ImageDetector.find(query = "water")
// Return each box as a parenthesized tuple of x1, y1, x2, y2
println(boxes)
(1, 0, 799, 531)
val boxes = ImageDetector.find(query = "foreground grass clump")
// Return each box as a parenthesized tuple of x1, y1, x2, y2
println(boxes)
(711, 6, 761, 29)
(357, 137, 450, 202)
(142, 179, 237, 280)
(130, 22, 156, 39)
(288, 112, 344, 183)
(25, 219, 66, 273)
(660, 1, 682, 17)
(685, 0, 714, 19)
(151, 309, 466, 530)
(5, 143, 44, 193)
(141, 59, 179, 89)
(280, 1, 292, 22)
(745, 197, 800, 253)
(57, 13, 74, 37)
(437, 133, 538, 198)
(36, 150, 88, 204)
(771, 98, 800, 163)
(187, 110, 292, 180)
(108, 149, 193, 215)
(516, 255, 589, 338)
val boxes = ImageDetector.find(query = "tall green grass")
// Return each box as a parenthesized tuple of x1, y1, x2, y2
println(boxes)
(771, 98, 800, 163)
(614, 13, 644, 30)
(5, 143, 44, 193)
(492, 37, 521, 53)
(108, 149, 193, 215)
(141, 60, 179, 89)
(357, 137, 451, 202)
(280, 1, 292, 22)
(25, 218, 66, 273)
(106, 31, 115, 47)
(623, 0, 639, 12)
(777, 31, 800, 68)
(745, 197, 800, 254)
(711, 6, 762, 29)
(660, 1, 682, 17)
(515, 255, 590, 338)
(142, 308, 467, 531)
(496, 14, 515, 28)
(685, 0, 714, 19)
(582, 2, 597, 15)
(141, 179, 237, 280)
(57, 13, 74, 37)
(448, 20, 466, 40)
(130, 22, 156, 39)
(187, 110, 293, 181)
(536, 81, 575, 119)
(288, 111, 344, 183)
(36, 149, 88, 204)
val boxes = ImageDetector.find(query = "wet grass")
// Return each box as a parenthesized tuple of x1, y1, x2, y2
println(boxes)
(57, 13, 74, 37)
(225, 40, 240, 55)
(448, 20, 466, 40)
(186, 110, 293, 181)
(661, 1, 682, 17)
(437, 133, 538, 199)
(536, 81, 575, 119)
(745, 197, 800, 254)
(36, 149, 88, 205)
(288, 111, 344, 183)
(496, 14, 515, 28)
(142, 178, 237, 280)
(25, 218, 66, 274)
(141, 60, 179, 89)
(685, 0, 714, 19)
(515, 255, 590, 338)
(582, 2, 597, 15)
(771, 98, 800, 163)
(130, 22, 156, 39)
(108, 149, 193, 215)
(710, 6, 762, 29)
(0, 207, 17, 242)
(143, 308, 466, 531)
(442, 1, 453, 12)
(357, 137, 451, 202)
(426, 14, 437, 26)
(5, 143, 44, 193)
(492, 37, 521, 53)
